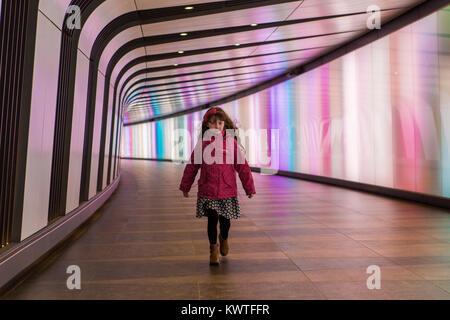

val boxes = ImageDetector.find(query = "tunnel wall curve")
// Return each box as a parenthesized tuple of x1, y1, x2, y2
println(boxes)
(0, 0, 121, 292)
(121, 7, 450, 204)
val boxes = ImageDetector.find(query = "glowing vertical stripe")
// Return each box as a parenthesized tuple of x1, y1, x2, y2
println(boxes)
(287, 80, 295, 171)
(354, 45, 372, 184)
(183, 115, 189, 161)
(268, 87, 280, 171)
(320, 65, 331, 177)
(307, 70, 320, 175)
(252, 92, 262, 167)
(127, 125, 132, 158)
(297, 73, 309, 173)
(137, 124, 142, 157)
(342, 52, 360, 182)
(440, 7, 450, 196)
(143, 123, 149, 158)
(394, 25, 416, 191)
(151, 122, 156, 158)
(372, 37, 394, 188)
(122, 125, 129, 158)
(278, 80, 294, 171)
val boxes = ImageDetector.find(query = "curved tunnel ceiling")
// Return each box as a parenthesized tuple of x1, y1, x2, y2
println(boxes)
(70, 0, 427, 125)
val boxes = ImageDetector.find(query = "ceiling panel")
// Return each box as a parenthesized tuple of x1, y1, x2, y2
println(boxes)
(287, 0, 425, 20)
(128, 72, 277, 102)
(140, 2, 300, 37)
(38, 0, 72, 28)
(250, 32, 362, 57)
(134, 0, 221, 10)
(268, 9, 404, 42)
(145, 29, 278, 55)
(144, 48, 259, 69)
(122, 58, 312, 101)
(112, 47, 147, 86)
(127, 72, 285, 110)
(99, 26, 144, 74)
(129, 82, 261, 107)
(79, 0, 136, 56)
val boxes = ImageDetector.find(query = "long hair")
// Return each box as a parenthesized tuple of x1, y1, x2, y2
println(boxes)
(199, 107, 246, 154)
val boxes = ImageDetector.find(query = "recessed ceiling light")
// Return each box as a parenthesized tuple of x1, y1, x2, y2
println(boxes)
(235, 43, 240, 46)
(180, 32, 188, 36)
(251, 23, 258, 27)
(178, 50, 184, 54)
(185, 6, 194, 10)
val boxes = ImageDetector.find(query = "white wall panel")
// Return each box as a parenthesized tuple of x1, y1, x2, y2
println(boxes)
(89, 72, 105, 198)
(21, 12, 62, 240)
(103, 84, 114, 189)
(39, 0, 72, 28)
(111, 47, 146, 86)
(115, 118, 123, 178)
(109, 96, 119, 181)
(66, 51, 89, 213)
(78, 0, 136, 57)
(99, 26, 143, 75)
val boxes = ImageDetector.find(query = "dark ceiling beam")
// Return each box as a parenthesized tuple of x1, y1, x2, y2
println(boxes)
(126, 86, 249, 113)
(126, 74, 273, 104)
(127, 90, 246, 117)
(120, 29, 363, 103)
(128, 80, 256, 104)
(120, 28, 363, 83)
(127, 79, 267, 106)
(119, 45, 329, 105)
(114, 10, 387, 106)
(125, 68, 284, 103)
(124, 58, 305, 101)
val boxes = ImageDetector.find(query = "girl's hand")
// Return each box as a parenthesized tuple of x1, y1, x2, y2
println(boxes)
(247, 194, 254, 199)
(183, 191, 189, 198)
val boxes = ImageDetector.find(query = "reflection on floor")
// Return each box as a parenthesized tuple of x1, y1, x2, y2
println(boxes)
(3, 160, 450, 299)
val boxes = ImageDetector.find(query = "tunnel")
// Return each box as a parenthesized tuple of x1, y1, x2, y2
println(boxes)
(0, 0, 450, 301)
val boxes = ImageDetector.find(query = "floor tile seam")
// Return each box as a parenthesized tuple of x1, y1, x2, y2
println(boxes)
(293, 209, 450, 290)
(305, 215, 448, 290)
(242, 213, 329, 300)
(52, 250, 292, 263)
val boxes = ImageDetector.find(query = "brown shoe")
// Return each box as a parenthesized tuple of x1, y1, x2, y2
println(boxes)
(219, 234, 229, 256)
(209, 244, 219, 265)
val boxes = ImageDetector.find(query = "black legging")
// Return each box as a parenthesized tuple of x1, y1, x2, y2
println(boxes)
(206, 209, 230, 244)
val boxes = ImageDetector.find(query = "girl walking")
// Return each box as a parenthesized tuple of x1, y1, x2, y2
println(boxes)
(179, 107, 256, 265)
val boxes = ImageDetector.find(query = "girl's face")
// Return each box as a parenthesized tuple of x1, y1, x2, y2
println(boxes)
(207, 117, 225, 132)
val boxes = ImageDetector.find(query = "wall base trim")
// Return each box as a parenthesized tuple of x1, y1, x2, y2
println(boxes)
(250, 167, 450, 210)
(0, 174, 121, 294)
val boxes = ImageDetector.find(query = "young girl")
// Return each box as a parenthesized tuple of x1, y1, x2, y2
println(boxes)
(179, 107, 256, 265)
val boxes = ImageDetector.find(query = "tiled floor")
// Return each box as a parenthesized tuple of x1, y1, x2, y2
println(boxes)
(2, 159, 450, 299)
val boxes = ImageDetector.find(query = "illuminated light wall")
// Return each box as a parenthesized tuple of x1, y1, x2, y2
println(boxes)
(122, 7, 450, 199)
(440, 8, 450, 197)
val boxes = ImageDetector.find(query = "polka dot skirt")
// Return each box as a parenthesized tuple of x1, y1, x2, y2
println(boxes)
(196, 196, 241, 219)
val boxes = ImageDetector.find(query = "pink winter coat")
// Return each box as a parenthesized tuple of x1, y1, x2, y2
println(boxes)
(179, 129, 256, 199)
